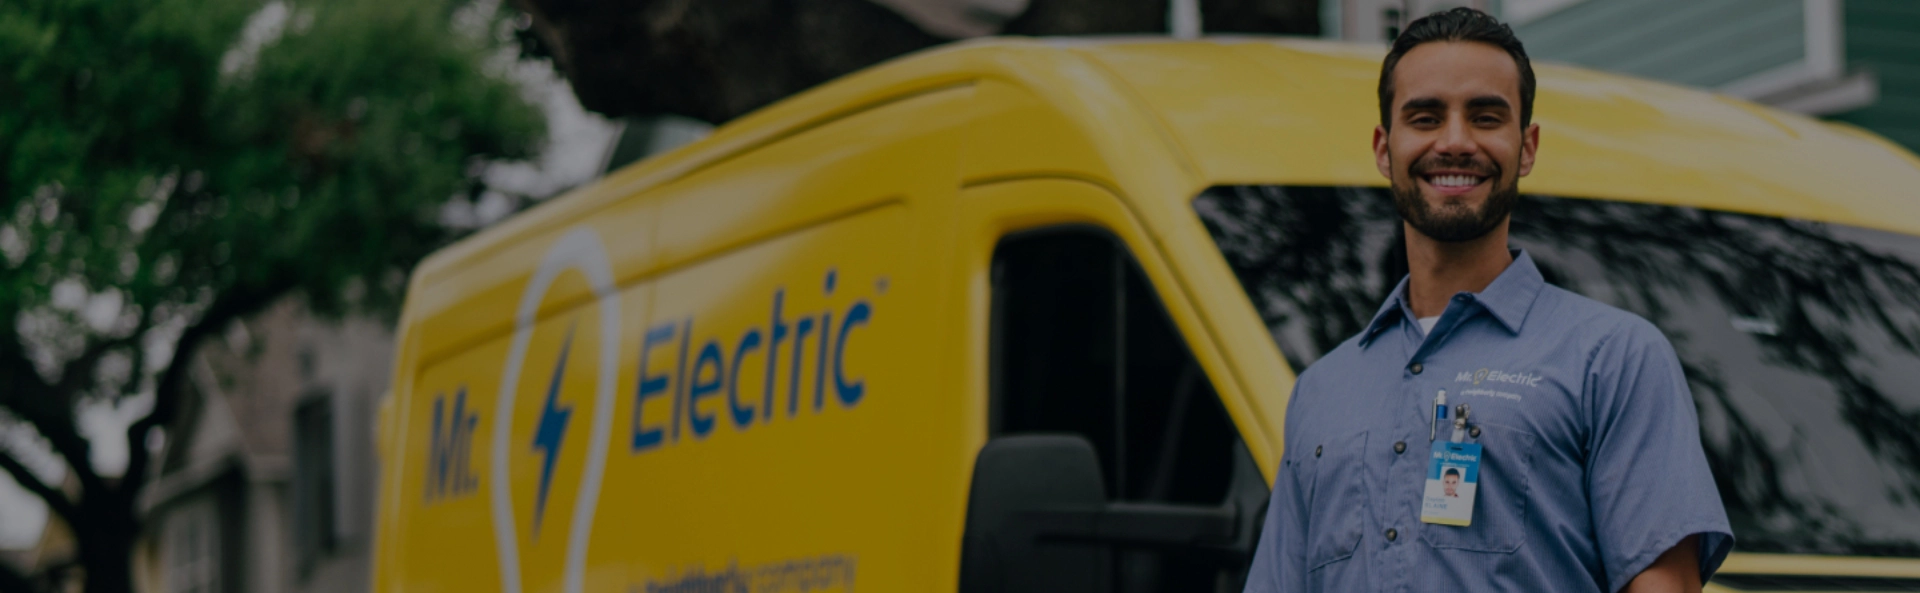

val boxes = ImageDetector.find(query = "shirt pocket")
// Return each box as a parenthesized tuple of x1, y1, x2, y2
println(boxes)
(1419, 422, 1537, 553)
(1306, 430, 1369, 571)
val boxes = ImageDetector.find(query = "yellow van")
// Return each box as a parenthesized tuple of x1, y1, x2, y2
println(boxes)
(373, 37, 1920, 593)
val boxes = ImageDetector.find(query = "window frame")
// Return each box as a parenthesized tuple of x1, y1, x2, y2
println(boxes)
(956, 177, 1273, 478)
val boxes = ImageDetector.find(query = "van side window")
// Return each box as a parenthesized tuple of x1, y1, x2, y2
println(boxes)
(989, 226, 1243, 591)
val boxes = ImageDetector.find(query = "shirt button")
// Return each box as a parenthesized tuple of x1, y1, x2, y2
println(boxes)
(1315, 445, 1323, 457)
(1385, 528, 1398, 541)
(1393, 441, 1406, 454)
(1470, 426, 1482, 439)
(1410, 363, 1424, 374)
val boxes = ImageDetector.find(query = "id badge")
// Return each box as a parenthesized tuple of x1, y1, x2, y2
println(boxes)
(1420, 441, 1481, 526)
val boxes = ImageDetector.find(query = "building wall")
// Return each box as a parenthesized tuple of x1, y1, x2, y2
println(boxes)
(1513, 0, 1805, 89)
(1830, 0, 1920, 151)
(153, 475, 244, 593)
(287, 309, 390, 593)
(142, 299, 392, 593)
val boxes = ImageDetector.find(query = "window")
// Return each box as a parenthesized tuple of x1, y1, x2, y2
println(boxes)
(1194, 185, 1920, 558)
(989, 226, 1245, 591)
(164, 497, 221, 593)
(292, 396, 336, 575)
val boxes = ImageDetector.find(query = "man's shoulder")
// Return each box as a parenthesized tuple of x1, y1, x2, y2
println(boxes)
(1534, 284, 1672, 352)
(1293, 333, 1372, 387)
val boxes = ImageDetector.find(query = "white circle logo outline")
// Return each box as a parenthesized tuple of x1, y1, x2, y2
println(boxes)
(490, 228, 620, 593)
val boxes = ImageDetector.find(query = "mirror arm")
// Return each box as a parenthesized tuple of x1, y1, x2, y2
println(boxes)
(1022, 502, 1238, 550)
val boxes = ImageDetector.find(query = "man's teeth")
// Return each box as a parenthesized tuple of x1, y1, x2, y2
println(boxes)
(1428, 175, 1481, 188)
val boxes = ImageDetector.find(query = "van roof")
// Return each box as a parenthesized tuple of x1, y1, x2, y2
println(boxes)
(1057, 37, 1920, 233)
(414, 36, 1920, 299)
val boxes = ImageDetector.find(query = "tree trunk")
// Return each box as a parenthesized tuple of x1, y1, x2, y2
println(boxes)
(0, 558, 43, 593)
(78, 542, 134, 593)
(74, 498, 140, 593)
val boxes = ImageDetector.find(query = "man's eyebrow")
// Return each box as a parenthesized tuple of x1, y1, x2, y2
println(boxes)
(1468, 95, 1513, 110)
(1399, 97, 1445, 113)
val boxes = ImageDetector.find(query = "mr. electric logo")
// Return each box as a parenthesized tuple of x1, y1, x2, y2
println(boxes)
(418, 228, 880, 593)
(1455, 367, 1543, 387)
(491, 229, 622, 593)
(531, 325, 576, 533)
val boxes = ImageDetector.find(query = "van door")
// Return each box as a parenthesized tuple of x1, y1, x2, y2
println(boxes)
(953, 179, 1269, 593)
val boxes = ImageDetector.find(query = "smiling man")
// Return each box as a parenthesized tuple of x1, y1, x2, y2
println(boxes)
(1241, 8, 1733, 593)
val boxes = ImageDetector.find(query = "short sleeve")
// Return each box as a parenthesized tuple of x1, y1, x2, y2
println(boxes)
(1584, 320, 1734, 592)
(1243, 383, 1311, 593)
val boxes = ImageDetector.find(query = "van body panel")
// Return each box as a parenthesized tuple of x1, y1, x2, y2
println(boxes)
(402, 87, 971, 368)
(384, 81, 975, 591)
(392, 204, 959, 592)
(1718, 553, 1920, 579)
(406, 200, 660, 369)
(958, 80, 1117, 188)
(651, 87, 969, 272)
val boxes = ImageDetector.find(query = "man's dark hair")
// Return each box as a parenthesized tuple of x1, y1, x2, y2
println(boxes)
(1444, 468, 1461, 478)
(1377, 7, 1535, 129)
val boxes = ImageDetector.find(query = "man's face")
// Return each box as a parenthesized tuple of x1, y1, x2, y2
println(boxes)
(1374, 41, 1540, 242)
(1444, 473, 1460, 496)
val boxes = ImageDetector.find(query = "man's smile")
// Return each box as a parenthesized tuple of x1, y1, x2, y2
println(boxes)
(1419, 169, 1489, 196)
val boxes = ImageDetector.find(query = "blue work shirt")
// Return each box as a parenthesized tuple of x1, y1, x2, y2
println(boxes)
(1244, 250, 1733, 593)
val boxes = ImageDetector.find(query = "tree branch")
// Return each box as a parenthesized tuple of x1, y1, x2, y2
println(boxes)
(0, 449, 76, 525)
(57, 302, 153, 400)
(0, 331, 105, 500)
(0, 309, 51, 399)
(120, 272, 298, 494)
(53, 333, 143, 397)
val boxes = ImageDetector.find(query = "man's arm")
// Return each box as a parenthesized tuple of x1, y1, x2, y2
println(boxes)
(1242, 384, 1311, 592)
(1583, 319, 1732, 591)
(1622, 535, 1701, 593)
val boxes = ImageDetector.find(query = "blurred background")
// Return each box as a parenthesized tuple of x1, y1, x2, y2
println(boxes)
(0, 0, 1913, 592)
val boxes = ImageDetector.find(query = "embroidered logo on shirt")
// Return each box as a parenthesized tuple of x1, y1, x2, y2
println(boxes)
(1458, 367, 1543, 387)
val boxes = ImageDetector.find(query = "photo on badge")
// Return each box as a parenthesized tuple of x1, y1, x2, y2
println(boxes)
(1421, 441, 1481, 526)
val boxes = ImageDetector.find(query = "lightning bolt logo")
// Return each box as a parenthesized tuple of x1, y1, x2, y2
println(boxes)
(530, 323, 576, 536)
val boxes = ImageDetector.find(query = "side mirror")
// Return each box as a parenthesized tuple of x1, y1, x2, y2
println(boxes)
(960, 435, 1110, 593)
(959, 435, 1244, 593)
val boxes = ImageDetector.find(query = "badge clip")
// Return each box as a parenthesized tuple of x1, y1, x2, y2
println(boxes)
(1450, 403, 1471, 443)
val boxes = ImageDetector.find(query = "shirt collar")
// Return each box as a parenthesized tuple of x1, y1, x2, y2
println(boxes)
(1358, 276, 1414, 347)
(1358, 249, 1545, 346)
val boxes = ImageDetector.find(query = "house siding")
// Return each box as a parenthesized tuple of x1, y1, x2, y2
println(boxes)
(1514, 0, 1806, 88)
(1831, 0, 1920, 152)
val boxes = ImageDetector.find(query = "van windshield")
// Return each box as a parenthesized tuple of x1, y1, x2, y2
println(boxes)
(1193, 185, 1920, 558)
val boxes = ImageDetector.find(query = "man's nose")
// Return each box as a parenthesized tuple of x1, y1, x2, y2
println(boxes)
(1434, 116, 1478, 156)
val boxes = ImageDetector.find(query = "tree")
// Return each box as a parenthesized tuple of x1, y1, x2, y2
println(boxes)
(504, 0, 1318, 123)
(0, 0, 544, 590)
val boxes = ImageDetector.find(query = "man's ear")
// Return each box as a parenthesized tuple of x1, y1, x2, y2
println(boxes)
(1374, 125, 1392, 180)
(1518, 122, 1540, 177)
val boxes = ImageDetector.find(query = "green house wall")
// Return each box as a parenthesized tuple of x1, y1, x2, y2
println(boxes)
(1830, 0, 1920, 153)
(1514, 0, 1806, 89)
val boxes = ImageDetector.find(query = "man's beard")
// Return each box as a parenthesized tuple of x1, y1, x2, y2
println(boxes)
(1392, 154, 1518, 243)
